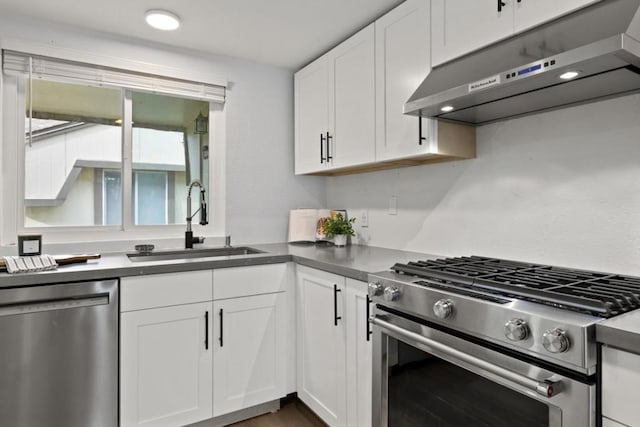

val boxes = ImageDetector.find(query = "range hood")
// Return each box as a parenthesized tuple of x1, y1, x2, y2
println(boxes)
(405, 0, 640, 125)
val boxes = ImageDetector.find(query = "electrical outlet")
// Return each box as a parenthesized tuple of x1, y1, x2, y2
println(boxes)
(388, 196, 397, 215)
(360, 209, 369, 227)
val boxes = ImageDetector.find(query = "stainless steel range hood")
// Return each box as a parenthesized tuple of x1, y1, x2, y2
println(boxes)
(405, 0, 640, 125)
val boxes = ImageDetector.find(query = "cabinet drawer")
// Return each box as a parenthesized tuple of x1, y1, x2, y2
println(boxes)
(213, 263, 288, 300)
(121, 270, 213, 312)
(602, 345, 640, 426)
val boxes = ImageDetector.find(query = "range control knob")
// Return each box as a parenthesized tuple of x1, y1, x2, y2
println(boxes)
(542, 328, 570, 353)
(383, 286, 401, 302)
(433, 299, 454, 319)
(504, 318, 529, 341)
(368, 282, 384, 296)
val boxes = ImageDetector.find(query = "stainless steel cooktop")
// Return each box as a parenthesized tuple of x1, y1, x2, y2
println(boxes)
(368, 256, 640, 375)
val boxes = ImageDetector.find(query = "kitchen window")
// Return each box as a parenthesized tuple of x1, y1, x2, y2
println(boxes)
(1, 50, 226, 241)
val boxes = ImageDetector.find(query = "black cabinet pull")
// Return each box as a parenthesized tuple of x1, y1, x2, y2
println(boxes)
(418, 116, 427, 146)
(219, 308, 224, 347)
(333, 284, 342, 326)
(326, 132, 333, 161)
(365, 295, 372, 342)
(498, 0, 506, 12)
(320, 133, 326, 164)
(205, 311, 209, 350)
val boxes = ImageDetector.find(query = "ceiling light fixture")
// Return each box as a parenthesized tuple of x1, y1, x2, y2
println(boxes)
(145, 10, 181, 31)
(559, 71, 580, 80)
(441, 105, 454, 113)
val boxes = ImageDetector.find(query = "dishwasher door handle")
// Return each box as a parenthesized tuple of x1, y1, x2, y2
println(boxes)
(0, 294, 109, 317)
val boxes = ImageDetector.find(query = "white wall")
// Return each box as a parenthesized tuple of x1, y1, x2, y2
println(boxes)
(0, 12, 326, 248)
(327, 94, 640, 276)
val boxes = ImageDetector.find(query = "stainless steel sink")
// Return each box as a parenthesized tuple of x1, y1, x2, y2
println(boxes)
(127, 247, 264, 263)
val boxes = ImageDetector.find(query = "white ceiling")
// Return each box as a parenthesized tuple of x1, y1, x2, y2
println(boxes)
(0, 0, 405, 69)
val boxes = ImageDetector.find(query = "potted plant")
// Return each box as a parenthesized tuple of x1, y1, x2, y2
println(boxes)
(321, 212, 355, 247)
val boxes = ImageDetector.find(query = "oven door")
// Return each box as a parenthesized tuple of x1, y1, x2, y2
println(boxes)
(371, 309, 595, 427)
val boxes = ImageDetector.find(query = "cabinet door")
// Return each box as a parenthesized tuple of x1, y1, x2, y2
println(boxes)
(431, 0, 514, 66)
(295, 56, 330, 174)
(602, 346, 640, 427)
(329, 23, 376, 169)
(346, 279, 372, 427)
(375, 0, 432, 161)
(212, 293, 287, 417)
(121, 302, 213, 427)
(514, 0, 600, 33)
(296, 266, 347, 427)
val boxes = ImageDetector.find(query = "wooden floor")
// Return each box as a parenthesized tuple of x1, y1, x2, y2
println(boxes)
(228, 398, 327, 427)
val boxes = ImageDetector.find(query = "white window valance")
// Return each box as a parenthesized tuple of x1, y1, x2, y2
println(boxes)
(2, 49, 226, 103)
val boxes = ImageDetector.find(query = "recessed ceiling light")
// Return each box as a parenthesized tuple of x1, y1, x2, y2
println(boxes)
(145, 10, 181, 31)
(559, 71, 580, 80)
(441, 105, 454, 113)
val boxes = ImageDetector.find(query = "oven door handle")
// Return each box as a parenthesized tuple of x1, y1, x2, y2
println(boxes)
(370, 316, 561, 398)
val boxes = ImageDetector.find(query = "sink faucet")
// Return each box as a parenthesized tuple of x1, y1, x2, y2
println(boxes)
(185, 180, 208, 249)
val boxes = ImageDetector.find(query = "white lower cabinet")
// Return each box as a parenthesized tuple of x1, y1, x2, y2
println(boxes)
(212, 292, 287, 417)
(345, 278, 372, 427)
(120, 264, 292, 427)
(297, 266, 347, 426)
(121, 301, 213, 427)
(602, 345, 640, 427)
(296, 265, 372, 427)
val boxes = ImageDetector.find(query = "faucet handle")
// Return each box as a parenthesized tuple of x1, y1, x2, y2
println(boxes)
(199, 188, 208, 225)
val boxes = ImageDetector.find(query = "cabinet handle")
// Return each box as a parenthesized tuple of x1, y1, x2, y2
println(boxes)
(320, 133, 326, 164)
(326, 132, 333, 161)
(219, 308, 224, 347)
(498, 0, 506, 12)
(365, 295, 372, 342)
(418, 116, 427, 146)
(205, 311, 209, 350)
(364, 294, 373, 341)
(333, 284, 342, 326)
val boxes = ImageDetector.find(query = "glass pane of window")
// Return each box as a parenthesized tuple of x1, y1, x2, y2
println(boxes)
(131, 91, 209, 225)
(24, 80, 122, 227)
(103, 170, 122, 225)
(134, 171, 168, 225)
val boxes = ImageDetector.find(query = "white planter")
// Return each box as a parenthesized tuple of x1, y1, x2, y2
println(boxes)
(334, 235, 347, 247)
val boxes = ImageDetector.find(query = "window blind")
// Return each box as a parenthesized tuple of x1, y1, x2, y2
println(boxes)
(2, 50, 226, 103)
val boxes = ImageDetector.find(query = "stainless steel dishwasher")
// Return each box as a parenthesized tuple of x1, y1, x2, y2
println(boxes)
(0, 279, 118, 427)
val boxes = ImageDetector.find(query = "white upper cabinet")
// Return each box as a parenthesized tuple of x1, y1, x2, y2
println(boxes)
(330, 24, 376, 169)
(375, 0, 432, 161)
(294, 56, 330, 174)
(295, 24, 375, 174)
(513, 0, 601, 33)
(432, 0, 601, 66)
(431, 0, 514, 66)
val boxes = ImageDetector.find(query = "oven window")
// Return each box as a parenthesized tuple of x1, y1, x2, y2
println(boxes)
(388, 338, 549, 427)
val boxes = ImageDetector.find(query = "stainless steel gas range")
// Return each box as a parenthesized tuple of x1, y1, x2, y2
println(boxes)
(368, 256, 640, 427)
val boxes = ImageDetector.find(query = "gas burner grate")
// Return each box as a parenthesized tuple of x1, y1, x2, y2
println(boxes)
(393, 256, 640, 318)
